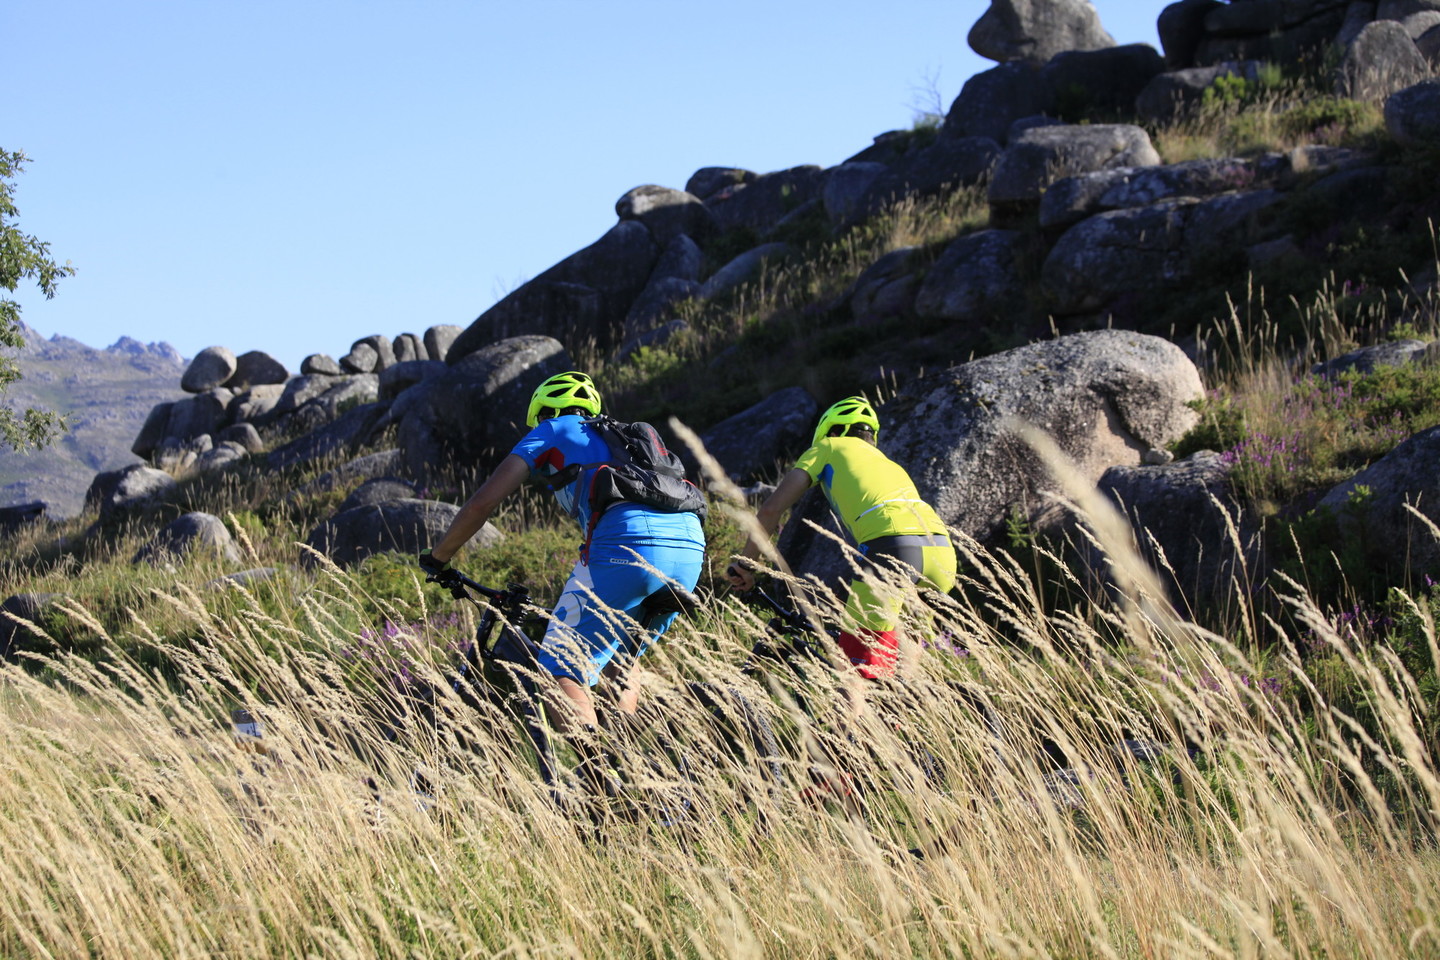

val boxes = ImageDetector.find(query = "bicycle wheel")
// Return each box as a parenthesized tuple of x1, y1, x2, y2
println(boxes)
(685, 681, 786, 792)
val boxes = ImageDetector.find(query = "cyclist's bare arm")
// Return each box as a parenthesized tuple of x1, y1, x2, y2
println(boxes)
(729, 467, 811, 591)
(431, 454, 530, 563)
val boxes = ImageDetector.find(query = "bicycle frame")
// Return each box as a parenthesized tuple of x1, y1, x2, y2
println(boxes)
(741, 583, 834, 675)
(425, 568, 789, 820)
(433, 571, 560, 788)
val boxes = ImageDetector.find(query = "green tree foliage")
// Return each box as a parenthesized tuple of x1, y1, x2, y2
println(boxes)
(0, 148, 74, 450)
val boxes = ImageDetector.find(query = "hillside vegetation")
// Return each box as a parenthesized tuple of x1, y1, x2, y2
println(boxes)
(3, 55, 1440, 959)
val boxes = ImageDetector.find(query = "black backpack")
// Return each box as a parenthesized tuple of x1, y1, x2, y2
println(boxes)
(543, 415, 707, 525)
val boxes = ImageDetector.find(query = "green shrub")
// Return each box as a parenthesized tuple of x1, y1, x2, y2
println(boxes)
(1277, 97, 1383, 145)
(1272, 484, 1377, 602)
(1202, 73, 1257, 110)
(1172, 393, 1248, 461)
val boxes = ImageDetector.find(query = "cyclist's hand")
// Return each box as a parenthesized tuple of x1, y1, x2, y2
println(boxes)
(419, 549, 459, 587)
(726, 561, 756, 593)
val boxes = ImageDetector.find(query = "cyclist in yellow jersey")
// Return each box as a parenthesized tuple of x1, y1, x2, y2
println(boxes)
(728, 396, 957, 679)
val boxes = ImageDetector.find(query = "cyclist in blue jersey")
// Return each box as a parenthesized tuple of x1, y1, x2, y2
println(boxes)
(420, 371, 706, 734)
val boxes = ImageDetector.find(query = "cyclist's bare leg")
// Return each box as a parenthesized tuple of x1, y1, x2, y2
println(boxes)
(600, 659, 641, 714)
(547, 677, 597, 731)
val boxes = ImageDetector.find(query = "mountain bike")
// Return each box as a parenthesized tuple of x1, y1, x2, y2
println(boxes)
(735, 580, 979, 805)
(406, 566, 785, 825)
(730, 577, 1183, 861)
(734, 578, 1171, 807)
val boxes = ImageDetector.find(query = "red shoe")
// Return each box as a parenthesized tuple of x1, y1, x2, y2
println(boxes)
(798, 770, 856, 806)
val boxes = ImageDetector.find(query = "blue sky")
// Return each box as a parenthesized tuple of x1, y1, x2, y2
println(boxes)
(8, 1, 1162, 374)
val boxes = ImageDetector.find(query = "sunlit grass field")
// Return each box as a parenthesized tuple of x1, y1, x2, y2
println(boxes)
(5, 67, 1440, 958)
(3, 469, 1439, 959)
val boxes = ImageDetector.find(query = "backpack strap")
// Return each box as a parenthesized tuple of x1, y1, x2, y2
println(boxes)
(535, 415, 627, 491)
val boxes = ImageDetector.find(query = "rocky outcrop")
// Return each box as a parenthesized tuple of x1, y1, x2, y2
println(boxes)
(942, 62, 1054, 143)
(623, 279, 699, 342)
(423, 325, 463, 364)
(1094, 451, 1259, 608)
(1038, 147, 1360, 231)
(396, 335, 573, 485)
(698, 244, 793, 301)
(1156, 0, 1438, 101)
(846, 248, 922, 325)
(685, 167, 756, 200)
(229, 384, 286, 425)
(1386, 79, 1440, 146)
(227, 351, 289, 391)
(698, 386, 820, 483)
(304, 499, 500, 568)
(914, 229, 1026, 324)
(337, 478, 419, 512)
(1318, 424, 1440, 576)
(621, 235, 704, 340)
(301, 354, 343, 376)
(447, 221, 659, 364)
(85, 464, 177, 523)
(287, 449, 406, 505)
(1312, 338, 1437, 377)
(990, 124, 1163, 221)
(851, 137, 1002, 224)
(217, 422, 264, 454)
(266, 374, 380, 430)
(341, 335, 397, 375)
(195, 441, 249, 474)
(132, 512, 242, 565)
(1044, 44, 1166, 114)
(1158, 0, 1224, 68)
(267, 402, 389, 473)
(703, 166, 825, 235)
(131, 403, 173, 461)
(1193, 0, 1351, 67)
(182, 347, 237, 393)
(1136, 61, 1267, 122)
(379, 360, 446, 403)
(393, 333, 426, 364)
(616, 185, 717, 246)
(823, 162, 889, 226)
(1337, 20, 1434, 101)
(1041, 189, 1282, 315)
(887, 330, 1204, 543)
(161, 391, 232, 447)
(968, 0, 1116, 65)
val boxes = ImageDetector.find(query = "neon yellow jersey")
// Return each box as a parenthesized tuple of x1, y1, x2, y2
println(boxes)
(792, 437, 948, 544)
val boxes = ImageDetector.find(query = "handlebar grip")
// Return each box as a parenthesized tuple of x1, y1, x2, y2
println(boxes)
(425, 568, 463, 591)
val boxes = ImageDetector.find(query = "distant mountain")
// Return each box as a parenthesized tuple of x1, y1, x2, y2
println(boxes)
(0, 323, 188, 518)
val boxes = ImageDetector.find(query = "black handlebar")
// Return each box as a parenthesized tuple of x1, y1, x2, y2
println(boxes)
(744, 584, 835, 639)
(427, 568, 526, 606)
(737, 582, 835, 671)
(425, 569, 538, 666)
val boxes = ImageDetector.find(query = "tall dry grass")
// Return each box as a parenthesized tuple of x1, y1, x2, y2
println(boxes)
(3, 448, 1439, 959)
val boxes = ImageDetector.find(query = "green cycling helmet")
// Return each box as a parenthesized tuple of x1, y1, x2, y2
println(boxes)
(813, 395, 880, 446)
(526, 371, 602, 428)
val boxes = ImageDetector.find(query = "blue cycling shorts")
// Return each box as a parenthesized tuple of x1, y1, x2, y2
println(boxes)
(536, 506, 704, 685)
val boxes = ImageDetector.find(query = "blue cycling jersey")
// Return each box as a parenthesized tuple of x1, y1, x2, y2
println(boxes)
(510, 414, 704, 549)
(511, 415, 612, 529)
(511, 414, 706, 683)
